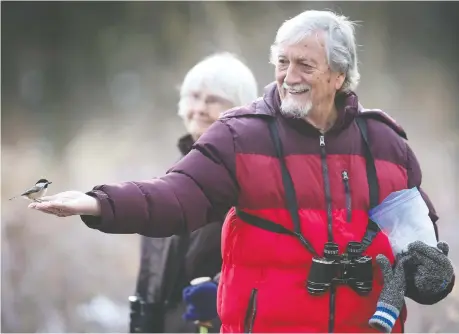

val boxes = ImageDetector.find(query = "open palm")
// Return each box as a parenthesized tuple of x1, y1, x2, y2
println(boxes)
(28, 191, 101, 217)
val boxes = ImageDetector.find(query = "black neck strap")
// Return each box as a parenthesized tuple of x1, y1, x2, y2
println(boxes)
(236, 116, 380, 255)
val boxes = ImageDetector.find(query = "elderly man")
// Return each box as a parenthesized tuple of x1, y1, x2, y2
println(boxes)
(130, 52, 258, 333)
(30, 10, 454, 333)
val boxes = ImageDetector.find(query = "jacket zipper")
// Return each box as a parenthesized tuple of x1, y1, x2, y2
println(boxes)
(319, 135, 336, 333)
(341, 170, 352, 222)
(319, 135, 333, 241)
(244, 288, 258, 333)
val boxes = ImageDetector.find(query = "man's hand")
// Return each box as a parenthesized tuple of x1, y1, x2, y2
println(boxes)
(369, 254, 411, 333)
(28, 191, 101, 217)
(407, 240, 454, 296)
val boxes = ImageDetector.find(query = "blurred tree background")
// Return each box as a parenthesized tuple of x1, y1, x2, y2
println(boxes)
(2, 1, 458, 332)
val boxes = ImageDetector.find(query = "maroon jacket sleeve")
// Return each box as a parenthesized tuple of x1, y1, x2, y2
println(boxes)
(80, 120, 238, 237)
(404, 142, 455, 304)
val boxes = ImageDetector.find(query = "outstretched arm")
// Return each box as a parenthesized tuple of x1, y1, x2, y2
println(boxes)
(31, 120, 238, 238)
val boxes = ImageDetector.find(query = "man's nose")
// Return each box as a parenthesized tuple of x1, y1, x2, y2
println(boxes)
(284, 64, 302, 86)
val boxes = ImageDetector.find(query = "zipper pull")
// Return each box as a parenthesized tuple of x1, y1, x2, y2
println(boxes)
(319, 135, 325, 146)
(342, 170, 349, 180)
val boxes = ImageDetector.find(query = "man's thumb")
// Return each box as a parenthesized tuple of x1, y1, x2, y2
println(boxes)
(376, 254, 393, 282)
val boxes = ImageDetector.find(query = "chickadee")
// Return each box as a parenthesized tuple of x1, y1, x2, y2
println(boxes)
(9, 178, 52, 202)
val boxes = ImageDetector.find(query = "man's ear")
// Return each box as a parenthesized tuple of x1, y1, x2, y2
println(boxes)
(335, 73, 345, 91)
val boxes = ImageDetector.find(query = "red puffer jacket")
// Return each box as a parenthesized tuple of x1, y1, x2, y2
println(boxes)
(215, 85, 435, 333)
(82, 83, 442, 333)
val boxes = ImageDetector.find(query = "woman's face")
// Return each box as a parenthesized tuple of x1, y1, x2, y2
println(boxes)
(180, 89, 234, 140)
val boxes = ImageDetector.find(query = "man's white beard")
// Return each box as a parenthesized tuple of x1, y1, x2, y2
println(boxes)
(280, 95, 313, 118)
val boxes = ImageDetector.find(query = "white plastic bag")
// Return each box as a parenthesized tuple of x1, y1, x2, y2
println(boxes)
(369, 187, 437, 255)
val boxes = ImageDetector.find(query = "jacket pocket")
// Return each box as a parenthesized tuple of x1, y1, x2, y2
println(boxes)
(244, 288, 258, 333)
(341, 170, 352, 222)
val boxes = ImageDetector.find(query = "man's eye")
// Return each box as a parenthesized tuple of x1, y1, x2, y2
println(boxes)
(301, 63, 316, 73)
(278, 58, 288, 65)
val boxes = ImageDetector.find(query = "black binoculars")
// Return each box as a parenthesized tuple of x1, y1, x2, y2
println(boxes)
(307, 241, 373, 296)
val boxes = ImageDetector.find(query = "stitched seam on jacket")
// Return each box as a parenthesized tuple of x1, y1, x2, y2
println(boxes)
(132, 180, 185, 235)
(220, 119, 240, 193)
(172, 170, 217, 223)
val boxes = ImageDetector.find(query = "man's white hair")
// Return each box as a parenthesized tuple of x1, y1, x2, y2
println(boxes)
(270, 10, 360, 92)
(178, 52, 258, 117)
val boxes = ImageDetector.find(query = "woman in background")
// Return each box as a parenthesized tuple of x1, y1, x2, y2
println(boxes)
(130, 52, 259, 333)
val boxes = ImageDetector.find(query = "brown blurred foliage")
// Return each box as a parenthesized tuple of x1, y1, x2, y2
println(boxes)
(2, 2, 458, 332)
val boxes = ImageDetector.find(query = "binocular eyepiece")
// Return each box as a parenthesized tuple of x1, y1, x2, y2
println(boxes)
(307, 241, 373, 296)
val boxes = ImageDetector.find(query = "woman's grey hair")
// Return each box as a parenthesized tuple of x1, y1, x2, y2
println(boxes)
(270, 10, 360, 92)
(178, 52, 258, 117)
